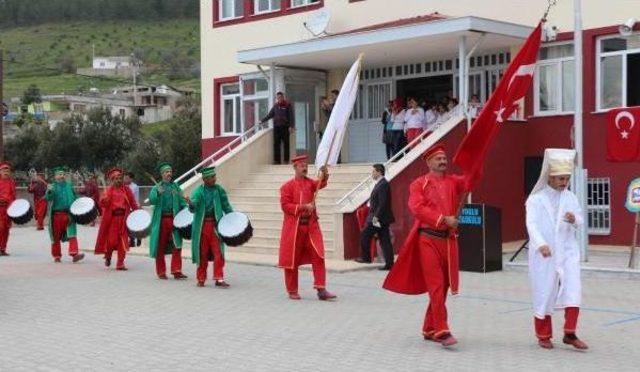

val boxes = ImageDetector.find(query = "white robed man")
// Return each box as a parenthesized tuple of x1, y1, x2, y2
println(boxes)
(525, 148, 588, 350)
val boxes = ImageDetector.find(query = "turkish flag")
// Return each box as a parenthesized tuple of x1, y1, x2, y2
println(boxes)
(607, 107, 640, 162)
(453, 22, 543, 187)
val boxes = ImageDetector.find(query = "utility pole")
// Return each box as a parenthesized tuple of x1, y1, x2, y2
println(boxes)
(131, 53, 138, 107)
(0, 49, 4, 161)
(573, 0, 589, 261)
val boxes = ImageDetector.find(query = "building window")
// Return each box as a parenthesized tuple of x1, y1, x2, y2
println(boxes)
(254, 0, 281, 13)
(291, 0, 319, 8)
(535, 43, 575, 115)
(366, 82, 392, 120)
(597, 33, 640, 110)
(587, 177, 611, 235)
(221, 83, 241, 135)
(350, 82, 390, 121)
(219, 0, 244, 20)
(241, 77, 269, 132)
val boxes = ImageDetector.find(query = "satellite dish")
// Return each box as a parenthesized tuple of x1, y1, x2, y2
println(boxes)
(304, 10, 331, 37)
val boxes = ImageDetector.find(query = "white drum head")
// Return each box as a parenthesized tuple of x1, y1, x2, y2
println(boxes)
(218, 212, 249, 238)
(7, 199, 31, 218)
(70, 197, 95, 215)
(126, 209, 151, 232)
(173, 208, 193, 229)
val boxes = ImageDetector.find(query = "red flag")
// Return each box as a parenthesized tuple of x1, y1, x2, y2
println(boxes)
(607, 107, 640, 162)
(453, 22, 543, 186)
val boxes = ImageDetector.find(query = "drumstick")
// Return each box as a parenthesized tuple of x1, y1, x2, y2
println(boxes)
(145, 171, 190, 203)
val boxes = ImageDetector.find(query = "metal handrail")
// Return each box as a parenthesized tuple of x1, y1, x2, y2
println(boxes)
(336, 105, 465, 207)
(174, 123, 269, 185)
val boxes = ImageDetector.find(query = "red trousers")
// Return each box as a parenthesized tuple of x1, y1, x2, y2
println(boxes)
(197, 219, 224, 283)
(406, 128, 424, 147)
(534, 307, 580, 340)
(104, 215, 127, 269)
(155, 216, 182, 276)
(34, 199, 47, 229)
(418, 235, 450, 338)
(0, 205, 10, 253)
(284, 225, 326, 294)
(51, 212, 79, 259)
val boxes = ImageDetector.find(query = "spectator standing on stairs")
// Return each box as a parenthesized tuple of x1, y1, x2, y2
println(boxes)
(260, 92, 294, 165)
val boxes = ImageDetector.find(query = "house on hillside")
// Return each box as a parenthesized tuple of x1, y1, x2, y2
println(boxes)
(77, 56, 143, 77)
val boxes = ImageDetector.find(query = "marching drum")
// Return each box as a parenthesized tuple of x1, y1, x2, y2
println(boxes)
(217, 212, 253, 247)
(126, 209, 152, 240)
(7, 199, 34, 225)
(70, 197, 98, 225)
(173, 207, 193, 240)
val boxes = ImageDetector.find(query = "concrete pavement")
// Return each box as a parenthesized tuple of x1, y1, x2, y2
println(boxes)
(1, 225, 640, 371)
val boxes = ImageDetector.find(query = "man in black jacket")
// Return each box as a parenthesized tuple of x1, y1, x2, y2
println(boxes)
(355, 164, 395, 270)
(261, 92, 294, 164)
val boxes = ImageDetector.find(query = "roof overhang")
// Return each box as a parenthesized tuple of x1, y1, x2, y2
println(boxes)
(237, 16, 534, 69)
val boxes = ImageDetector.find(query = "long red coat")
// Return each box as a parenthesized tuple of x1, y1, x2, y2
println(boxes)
(383, 172, 469, 295)
(28, 180, 48, 220)
(278, 175, 328, 269)
(94, 185, 138, 254)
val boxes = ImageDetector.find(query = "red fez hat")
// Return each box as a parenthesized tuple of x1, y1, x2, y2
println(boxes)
(0, 161, 11, 170)
(422, 143, 446, 161)
(291, 155, 308, 165)
(107, 167, 124, 180)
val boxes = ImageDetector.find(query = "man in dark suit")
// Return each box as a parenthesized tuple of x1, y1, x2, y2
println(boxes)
(355, 164, 395, 270)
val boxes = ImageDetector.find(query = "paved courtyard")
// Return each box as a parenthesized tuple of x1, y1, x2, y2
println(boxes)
(1, 225, 640, 371)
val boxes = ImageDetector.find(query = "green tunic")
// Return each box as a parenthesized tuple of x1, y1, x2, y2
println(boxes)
(190, 184, 233, 264)
(44, 181, 78, 242)
(148, 181, 187, 258)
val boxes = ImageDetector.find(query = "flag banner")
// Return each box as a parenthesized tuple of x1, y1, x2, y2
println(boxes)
(315, 54, 363, 168)
(453, 22, 543, 186)
(607, 107, 640, 162)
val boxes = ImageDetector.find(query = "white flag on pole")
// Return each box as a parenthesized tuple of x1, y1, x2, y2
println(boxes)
(315, 54, 363, 168)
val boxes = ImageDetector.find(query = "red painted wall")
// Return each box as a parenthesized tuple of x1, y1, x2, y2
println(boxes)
(201, 136, 238, 159)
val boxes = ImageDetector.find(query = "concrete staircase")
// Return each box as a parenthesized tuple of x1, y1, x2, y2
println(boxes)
(225, 163, 372, 258)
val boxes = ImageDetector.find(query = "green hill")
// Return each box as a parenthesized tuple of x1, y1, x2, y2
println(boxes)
(1, 19, 200, 98)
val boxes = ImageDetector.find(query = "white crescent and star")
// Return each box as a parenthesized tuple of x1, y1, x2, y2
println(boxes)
(615, 111, 636, 140)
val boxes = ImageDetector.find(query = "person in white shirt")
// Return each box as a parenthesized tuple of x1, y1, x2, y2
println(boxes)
(424, 102, 438, 134)
(403, 97, 426, 145)
(389, 98, 406, 156)
(525, 148, 588, 350)
(124, 172, 141, 247)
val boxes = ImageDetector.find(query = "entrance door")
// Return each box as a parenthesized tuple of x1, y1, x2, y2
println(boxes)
(396, 75, 453, 104)
(286, 83, 317, 158)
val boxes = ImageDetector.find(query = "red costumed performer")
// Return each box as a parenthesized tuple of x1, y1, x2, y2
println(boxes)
(383, 144, 471, 347)
(0, 162, 16, 256)
(95, 168, 139, 270)
(278, 155, 336, 301)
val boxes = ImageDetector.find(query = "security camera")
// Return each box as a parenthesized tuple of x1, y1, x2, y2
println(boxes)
(619, 18, 636, 37)
(543, 25, 558, 42)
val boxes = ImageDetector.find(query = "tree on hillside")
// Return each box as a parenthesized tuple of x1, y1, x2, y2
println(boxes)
(0, 0, 199, 27)
(164, 97, 201, 176)
(57, 55, 76, 73)
(4, 125, 44, 170)
(22, 85, 42, 105)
